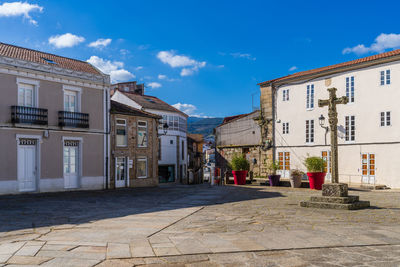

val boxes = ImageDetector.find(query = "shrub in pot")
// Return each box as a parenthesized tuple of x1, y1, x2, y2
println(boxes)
(267, 161, 281, 186)
(304, 156, 326, 190)
(290, 169, 304, 188)
(230, 154, 250, 185)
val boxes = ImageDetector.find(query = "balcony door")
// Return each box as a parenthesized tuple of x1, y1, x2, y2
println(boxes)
(17, 138, 38, 192)
(322, 151, 331, 181)
(64, 90, 78, 112)
(362, 153, 375, 184)
(64, 140, 80, 189)
(278, 152, 290, 178)
(18, 83, 35, 107)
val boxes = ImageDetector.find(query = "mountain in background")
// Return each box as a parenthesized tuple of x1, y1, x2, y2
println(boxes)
(187, 117, 224, 137)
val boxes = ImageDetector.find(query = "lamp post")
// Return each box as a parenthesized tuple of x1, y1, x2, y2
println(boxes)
(318, 114, 329, 145)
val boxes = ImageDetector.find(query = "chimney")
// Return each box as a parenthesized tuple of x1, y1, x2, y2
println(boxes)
(113, 81, 144, 95)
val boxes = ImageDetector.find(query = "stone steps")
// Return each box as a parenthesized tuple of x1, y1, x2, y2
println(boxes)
(300, 200, 370, 210)
(310, 195, 359, 204)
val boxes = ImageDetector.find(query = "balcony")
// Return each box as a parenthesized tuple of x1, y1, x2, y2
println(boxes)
(11, 106, 48, 125)
(58, 111, 89, 128)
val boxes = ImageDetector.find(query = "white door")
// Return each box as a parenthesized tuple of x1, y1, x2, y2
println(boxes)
(18, 140, 37, 192)
(322, 151, 331, 182)
(277, 152, 290, 177)
(64, 141, 80, 189)
(115, 157, 127, 188)
(362, 153, 375, 184)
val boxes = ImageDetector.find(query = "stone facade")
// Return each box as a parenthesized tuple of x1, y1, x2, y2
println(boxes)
(110, 102, 160, 188)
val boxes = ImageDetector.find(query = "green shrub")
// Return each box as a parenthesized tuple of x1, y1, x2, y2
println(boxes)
(267, 160, 280, 175)
(230, 154, 250, 171)
(290, 169, 304, 177)
(304, 156, 325, 173)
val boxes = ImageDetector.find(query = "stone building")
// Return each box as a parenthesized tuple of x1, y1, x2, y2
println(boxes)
(110, 100, 160, 188)
(215, 110, 272, 177)
(111, 82, 188, 184)
(187, 133, 204, 184)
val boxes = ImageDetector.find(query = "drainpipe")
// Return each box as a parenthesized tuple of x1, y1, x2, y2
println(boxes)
(271, 83, 276, 164)
(104, 79, 110, 190)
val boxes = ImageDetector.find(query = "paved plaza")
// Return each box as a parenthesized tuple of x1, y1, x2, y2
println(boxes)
(0, 184, 400, 266)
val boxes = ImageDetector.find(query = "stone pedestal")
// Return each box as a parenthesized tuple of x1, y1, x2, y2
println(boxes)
(300, 183, 370, 210)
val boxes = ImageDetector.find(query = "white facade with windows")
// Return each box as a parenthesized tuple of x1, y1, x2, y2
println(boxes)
(261, 53, 400, 188)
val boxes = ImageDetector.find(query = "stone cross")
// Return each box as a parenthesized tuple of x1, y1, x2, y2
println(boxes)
(318, 87, 348, 184)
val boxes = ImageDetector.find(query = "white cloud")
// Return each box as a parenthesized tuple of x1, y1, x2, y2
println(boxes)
(135, 66, 143, 71)
(180, 68, 194, 77)
(230, 52, 256, 61)
(172, 103, 209, 118)
(148, 82, 162, 89)
(87, 56, 134, 83)
(289, 66, 298, 71)
(158, 74, 167, 80)
(343, 33, 400, 55)
(48, 33, 85, 48)
(88, 38, 111, 48)
(157, 50, 206, 76)
(0, 1, 43, 25)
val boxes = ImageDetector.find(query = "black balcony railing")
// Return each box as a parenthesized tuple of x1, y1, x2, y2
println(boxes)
(58, 111, 89, 128)
(11, 106, 48, 125)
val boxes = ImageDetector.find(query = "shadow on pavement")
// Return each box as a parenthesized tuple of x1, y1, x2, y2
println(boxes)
(0, 184, 283, 233)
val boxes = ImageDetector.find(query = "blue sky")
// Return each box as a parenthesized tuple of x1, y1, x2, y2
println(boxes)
(1, 0, 400, 118)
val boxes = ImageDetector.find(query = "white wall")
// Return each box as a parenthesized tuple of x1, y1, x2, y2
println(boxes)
(274, 60, 400, 188)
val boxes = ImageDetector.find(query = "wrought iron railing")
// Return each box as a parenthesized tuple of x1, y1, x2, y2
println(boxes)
(11, 106, 48, 125)
(58, 111, 89, 128)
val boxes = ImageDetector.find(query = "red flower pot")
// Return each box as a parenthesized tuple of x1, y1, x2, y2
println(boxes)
(232, 170, 247, 185)
(307, 172, 326, 190)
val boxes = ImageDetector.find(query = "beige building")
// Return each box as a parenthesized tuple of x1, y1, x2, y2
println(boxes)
(0, 42, 110, 194)
(110, 101, 160, 188)
(259, 49, 400, 188)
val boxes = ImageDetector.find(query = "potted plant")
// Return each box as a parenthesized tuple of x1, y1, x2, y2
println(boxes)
(267, 161, 281, 186)
(230, 154, 250, 185)
(304, 156, 326, 190)
(290, 169, 304, 188)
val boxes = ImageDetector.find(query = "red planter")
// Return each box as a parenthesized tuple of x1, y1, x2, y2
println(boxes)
(232, 170, 247, 185)
(307, 172, 326, 190)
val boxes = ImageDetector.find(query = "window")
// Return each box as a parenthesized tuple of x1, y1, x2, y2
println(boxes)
(18, 83, 35, 107)
(64, 90, 78, 112)
(306, 84, 314, 109)
(170, 139, 174, 145)
(124, 86, 129, 92)
(282, 89, 289, 101)
(42, 57, 57, 65)
(137, 121, 148, 148)
(346, 76, 354, 103)
(116, 119, 127, 147)
(381, 70, 391, 85)
(305, 120, 314, 143)
(278, 152, 290, 170)
(345, 116, 355, 141)
(380, 111, 391, 126)
(137, 157, 147, 178)
(282, 122, 289, 134)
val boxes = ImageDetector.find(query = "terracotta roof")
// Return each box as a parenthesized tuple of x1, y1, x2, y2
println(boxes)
(258, 49, 400, 86)
(187, 133, 204, 143)
(110, 100, 161, 119)
(121, 92, 188, 117)
(0, 42, 102, 75)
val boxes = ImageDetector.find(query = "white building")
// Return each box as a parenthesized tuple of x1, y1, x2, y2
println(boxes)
(259, 49, 400, 189)
(111, 82, 188, 184)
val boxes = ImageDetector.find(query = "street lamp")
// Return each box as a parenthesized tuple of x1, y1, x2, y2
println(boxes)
(318, 114, 329, 145)
(162, 122, 169, 135)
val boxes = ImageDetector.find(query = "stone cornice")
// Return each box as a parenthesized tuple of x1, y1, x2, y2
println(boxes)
(0, 55, 110, 89)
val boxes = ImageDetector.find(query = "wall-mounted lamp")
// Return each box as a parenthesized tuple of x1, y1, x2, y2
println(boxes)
(318, 114, 329, 145)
